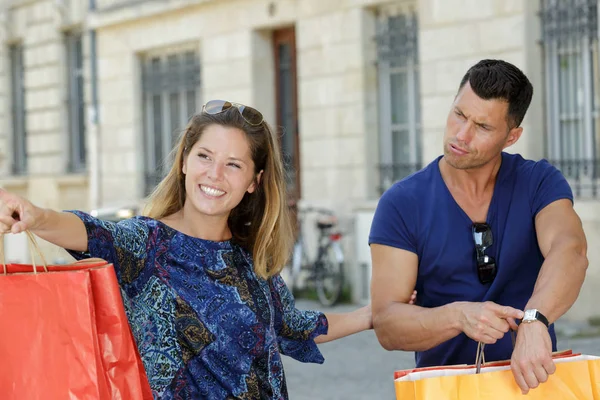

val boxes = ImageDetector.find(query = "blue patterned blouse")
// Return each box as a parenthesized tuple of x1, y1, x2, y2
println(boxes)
(66, 212, 328, 400)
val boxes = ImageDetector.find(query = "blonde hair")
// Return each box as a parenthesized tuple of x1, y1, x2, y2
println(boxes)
(143, 107, 294, 279)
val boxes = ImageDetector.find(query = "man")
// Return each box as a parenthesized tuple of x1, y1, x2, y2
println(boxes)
(369, 59, 588, 394)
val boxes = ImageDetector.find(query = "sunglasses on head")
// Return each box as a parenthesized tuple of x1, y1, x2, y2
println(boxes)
(472, 222, 497, 284)
(202, 100, 264, 126)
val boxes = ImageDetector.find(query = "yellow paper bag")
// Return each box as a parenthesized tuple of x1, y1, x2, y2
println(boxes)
(395, 353, 600, 400)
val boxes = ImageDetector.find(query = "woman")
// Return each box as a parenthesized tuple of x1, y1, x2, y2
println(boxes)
(0, 100, 403, 399)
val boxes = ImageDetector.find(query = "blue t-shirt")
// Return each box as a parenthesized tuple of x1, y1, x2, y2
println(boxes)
(369, 152, 573, 367)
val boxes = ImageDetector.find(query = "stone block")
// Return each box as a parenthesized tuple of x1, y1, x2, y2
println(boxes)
(25, 22, 58, 46)
(27, 109, 62, 133)
(203, 31, 252, 63)
(418, 62, 437, 96)
(296, 0, 348, 18)
(297, 8, 361, 50)
(302, 136, 365, 168)
(426, 58, 480, 95)
(301, 138, 332, 168)
(97, 55, 133, 80)
(300, 103, 366, 139)
(202, 35, 231, 64)
(421, 128, 443, 164)
(27, 131, 63, 155)
(340, 102, 368, 136)
(101, 79, 135, 103)
(25, 64, 60, 89)
(11, 7, 28, 39)
(203, 87, 252, 106)
(420, 24, 480, 62)
(494, 0, 525, 15)
(420, 0, 495, 27)
(301, 168, 331, 201)
(25, 87, 61, 111)
(115, 127, 137, 149)
(31, 1, 54, 24)
(24, 42, 61, 68)
(297, 41, 361, 78)
(299, 72, 362, 108)
(101, 101, 134, 128)
(28, 153, 63, 175)
(302, 165, 367, 202)
(481, 50, 526, 71)
(97, 29, 135, 57)
(477, 15, 524, 53)
(300, 107, 340, 140)
(101, 174, 139, 204)
(0, 53, 6, 75)
(203, 58, 252, 90)
(420, 94, 453, 130)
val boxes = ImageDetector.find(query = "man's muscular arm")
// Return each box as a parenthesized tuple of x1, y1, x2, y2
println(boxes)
(370, 244, 523, 351)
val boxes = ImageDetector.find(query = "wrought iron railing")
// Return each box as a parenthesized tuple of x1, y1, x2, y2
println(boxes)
(549, 159, 600, 198)
(377, 163, 422, 194)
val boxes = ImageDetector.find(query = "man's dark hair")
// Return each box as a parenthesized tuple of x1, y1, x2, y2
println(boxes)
(458, 59, 533, 129)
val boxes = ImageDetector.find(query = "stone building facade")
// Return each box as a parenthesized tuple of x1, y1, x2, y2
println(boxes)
(1, 0, 598, 321)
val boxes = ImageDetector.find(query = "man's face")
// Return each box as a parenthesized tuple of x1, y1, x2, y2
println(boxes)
(443, 82, 522, 170)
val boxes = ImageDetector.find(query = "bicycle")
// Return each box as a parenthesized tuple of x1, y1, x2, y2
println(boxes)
(287, 207, 345, 307)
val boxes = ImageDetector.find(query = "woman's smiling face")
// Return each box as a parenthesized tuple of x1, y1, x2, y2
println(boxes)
(182, 124, 259, 219)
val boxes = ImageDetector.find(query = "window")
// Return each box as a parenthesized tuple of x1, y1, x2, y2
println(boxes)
(273, 27, 300, 204)
(541, 0, 599, 196)
(65, 31, 86, 172)
(10, 44, 26, 175)
(141, 49, 200, 194)
(375, 11, 422, 193)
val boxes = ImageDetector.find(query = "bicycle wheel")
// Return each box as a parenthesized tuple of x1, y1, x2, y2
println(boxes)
(315, 241, 344, 307)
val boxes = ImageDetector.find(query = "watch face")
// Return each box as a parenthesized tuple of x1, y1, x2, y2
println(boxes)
(524, 309, 537, 320)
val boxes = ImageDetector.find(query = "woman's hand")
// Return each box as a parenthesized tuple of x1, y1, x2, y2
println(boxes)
(409, 290, 417, 305)
(0, 189, 88, 251)
(363, 289, 417, 330)
(315, 289, 418, 344)
(0, 190, 42, 234)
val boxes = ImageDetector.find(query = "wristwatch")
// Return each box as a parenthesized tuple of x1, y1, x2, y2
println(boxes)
(522, 309, 549, 327)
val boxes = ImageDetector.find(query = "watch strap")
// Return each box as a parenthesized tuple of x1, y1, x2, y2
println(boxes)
(534, 310, 550, 327)
(524, 309, 549, 327)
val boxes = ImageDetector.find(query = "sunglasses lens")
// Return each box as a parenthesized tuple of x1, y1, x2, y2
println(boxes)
(472, 223, 492, 248)
(478, 260, 496, 284)
(239, 106, 263, 125)
(204, 100, 231, 114)
(473, 222, 496, 284)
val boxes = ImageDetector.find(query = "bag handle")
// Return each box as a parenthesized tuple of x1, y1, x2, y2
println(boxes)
(1, 231, 48, 275)
(475, 329, 517, 373)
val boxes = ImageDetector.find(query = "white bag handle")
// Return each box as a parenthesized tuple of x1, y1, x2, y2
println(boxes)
(0, 231, 48, 275)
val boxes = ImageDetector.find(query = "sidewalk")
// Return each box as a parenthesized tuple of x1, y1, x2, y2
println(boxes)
(554, 318, 600, 339)
(285, 299, 600, 400)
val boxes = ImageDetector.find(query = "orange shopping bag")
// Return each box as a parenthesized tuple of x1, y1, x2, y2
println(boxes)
(0, 233, 153, 400)
(394, 348, 600, 400)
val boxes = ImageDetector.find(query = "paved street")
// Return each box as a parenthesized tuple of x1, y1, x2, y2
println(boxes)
(283, 300, 600, 400)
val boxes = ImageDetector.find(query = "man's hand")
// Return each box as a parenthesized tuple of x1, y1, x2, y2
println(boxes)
(457, 301, 523, 344)
(510, 322, 555, 394)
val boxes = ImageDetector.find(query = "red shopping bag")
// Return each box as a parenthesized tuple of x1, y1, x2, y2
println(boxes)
(0, 234, 153, 399)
